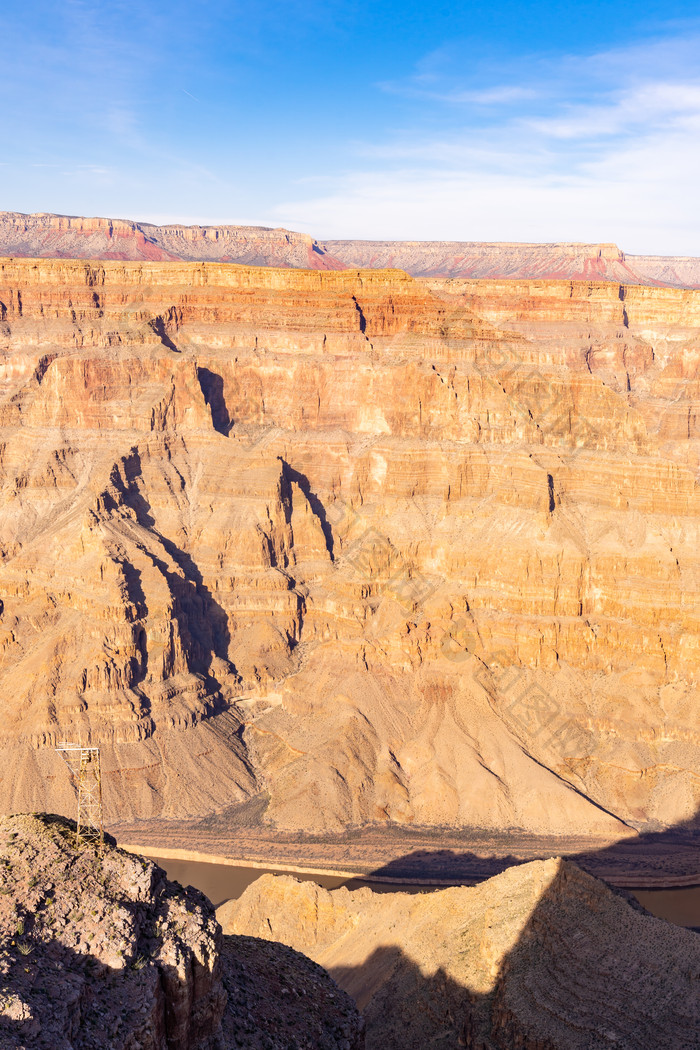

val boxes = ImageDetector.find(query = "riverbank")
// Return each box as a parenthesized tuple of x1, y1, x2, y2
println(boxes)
(112, 818, 700, 890)
(118, 847, 700, 931)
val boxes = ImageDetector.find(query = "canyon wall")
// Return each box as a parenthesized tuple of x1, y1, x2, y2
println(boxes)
(325, 238, 700, 286)
(0, 258, 698, 837)
(0, 212, 345, 269)
(3, 213, 700, 286)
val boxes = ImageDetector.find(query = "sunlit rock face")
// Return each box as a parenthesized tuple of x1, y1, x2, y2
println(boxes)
(4, 212, 700, 286)
(0, 212, 347, 268)
(220, 861, 700, 1050)
(324, 238, 700, 286)
(0, 258, 698, 835)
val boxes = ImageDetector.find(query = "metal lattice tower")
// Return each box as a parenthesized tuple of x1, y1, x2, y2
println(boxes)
(55, 744, 104, 847)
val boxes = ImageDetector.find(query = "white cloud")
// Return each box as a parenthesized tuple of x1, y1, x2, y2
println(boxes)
(448, 86, 540, 105)
(274, 30, 700, 253)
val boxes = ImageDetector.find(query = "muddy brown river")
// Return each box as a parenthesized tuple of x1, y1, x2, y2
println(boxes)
(151, 855, 700, 929)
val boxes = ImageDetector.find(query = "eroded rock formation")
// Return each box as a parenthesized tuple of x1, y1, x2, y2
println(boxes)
(220, 861, 700, 1049)
(324, 238, 700, 286)
(0, 813, 364, 1050)
(3, 213, 700, 286)
(0, 259, 698, 837)
(0, 214, 345, 269)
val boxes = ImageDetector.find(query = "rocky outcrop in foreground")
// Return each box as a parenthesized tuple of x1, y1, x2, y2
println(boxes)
(220, 860, 700, 1049)
(0, 814, 363, 1050)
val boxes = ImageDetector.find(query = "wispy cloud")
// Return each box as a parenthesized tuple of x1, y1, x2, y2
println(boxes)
(275, 28, 700, 252)
(379, 79, 540, 105)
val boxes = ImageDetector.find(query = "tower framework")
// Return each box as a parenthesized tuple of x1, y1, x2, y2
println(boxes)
(55, 744, 104, 846)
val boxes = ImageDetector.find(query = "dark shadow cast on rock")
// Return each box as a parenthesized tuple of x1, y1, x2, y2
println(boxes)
(107, 448, 235, 696)
(329, 818, 700, 1050)
(364, 810, 700, 889)
(197, 367, 231, 436)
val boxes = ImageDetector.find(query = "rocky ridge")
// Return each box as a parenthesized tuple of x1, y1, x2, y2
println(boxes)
(0, 214, 345, 270)
(0, 813, 363, 1050)
(324, 238, 700, 286)
(0, 813, 225, 1049)
(2, 213, 700, 286)
(0, 259, 698, 838)
(220, 860, 700, 1049)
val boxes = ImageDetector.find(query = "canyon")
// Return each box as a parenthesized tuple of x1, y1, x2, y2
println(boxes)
(0, 257, 698, 856)
(3, 212, 700, 286)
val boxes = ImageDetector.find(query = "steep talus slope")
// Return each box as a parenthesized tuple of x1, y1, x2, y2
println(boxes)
(3, 213, 700, 286)
(0, 813, 364, 1050)
(0, 259, 698, 837)
(220, 861, 700, 1049)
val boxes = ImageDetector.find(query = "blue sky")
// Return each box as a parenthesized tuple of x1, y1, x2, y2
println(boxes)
(1, 0, 699, 251)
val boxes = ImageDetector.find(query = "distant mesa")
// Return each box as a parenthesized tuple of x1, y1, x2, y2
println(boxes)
(2, 210, 700, 286)
(0, 211, 347, 270)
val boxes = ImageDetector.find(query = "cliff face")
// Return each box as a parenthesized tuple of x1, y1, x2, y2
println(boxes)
(220, 860, 700, 1050)
(3, 213, 700, 287)
(0, 259, 698, 836)
(0, 213, 346, 270)
(324, 239, 700, 286)
(0, 813, 365, 1050)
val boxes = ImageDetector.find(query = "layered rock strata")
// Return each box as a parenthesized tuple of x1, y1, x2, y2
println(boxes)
(0, 259, 698, 838)
(3, 213, 700, 286)
(325, 239, 700, 286)
(220, 860, 700, 1049)
(0, 213, 345, 269)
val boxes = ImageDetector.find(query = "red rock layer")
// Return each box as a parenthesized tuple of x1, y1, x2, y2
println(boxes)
(0, 212, 346, 269)
(325, 239, 700, 286)
(3, 213, 700, 286)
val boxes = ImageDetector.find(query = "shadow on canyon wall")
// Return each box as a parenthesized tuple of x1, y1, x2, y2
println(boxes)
(111, 449, 235, 699)
(329, 811, 700, 1047)
(197, 367, 231, 435)
(332, 945, 472, 1050)
(363, 810, 700, 888)
(281, 460, 336, 560)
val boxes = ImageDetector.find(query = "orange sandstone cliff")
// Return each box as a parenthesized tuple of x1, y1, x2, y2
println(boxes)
(0, 258, 698, 837)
